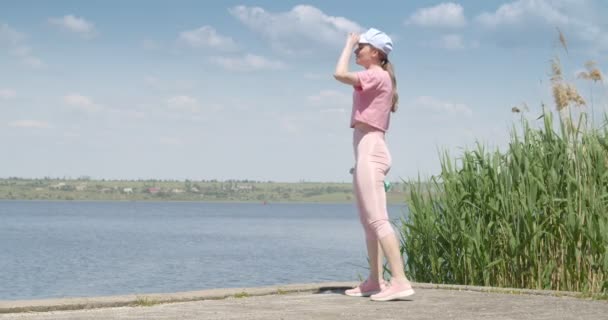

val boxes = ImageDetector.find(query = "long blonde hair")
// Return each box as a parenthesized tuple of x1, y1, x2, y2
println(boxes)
(381, 57, 398, 113)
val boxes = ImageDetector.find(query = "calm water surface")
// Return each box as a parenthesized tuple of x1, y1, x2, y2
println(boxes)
(0, 201, 408, 300)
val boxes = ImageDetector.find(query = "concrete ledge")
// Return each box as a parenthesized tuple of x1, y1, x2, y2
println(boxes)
(0, 282, 356, 314)
(0, 281, 598, 314)
(411, 283, 586, 298)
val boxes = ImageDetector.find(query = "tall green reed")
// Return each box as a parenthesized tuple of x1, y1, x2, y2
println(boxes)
(402, 112, 608, 294)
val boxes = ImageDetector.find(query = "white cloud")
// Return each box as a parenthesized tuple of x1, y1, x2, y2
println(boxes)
(406, 3, 467, 28)
(64, 93, 102, 112)
(209, 54, 286, 72)
(0, 23, 44, 68)
(8, 120, 51, 129)
(9, 45, 44, 67)
(476, 0, 569, 28)
(474, 0, 608, 51)
(178, 26, 238, 51)
(0, 23, 23, 44)
(0, 89, 16, 99)
(413, 96, 473, 117)
(229, 5, 363, 53)
(49, 15, 96, 37)
(22, 56, 43, 68)
(307, 90, 351, 108)
(167, 95, 200, 112)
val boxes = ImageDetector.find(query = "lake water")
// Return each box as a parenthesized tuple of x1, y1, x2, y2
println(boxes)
(0, 201, 409, 301)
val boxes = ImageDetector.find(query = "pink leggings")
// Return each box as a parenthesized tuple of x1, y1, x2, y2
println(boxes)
(353, 125, 394, 241)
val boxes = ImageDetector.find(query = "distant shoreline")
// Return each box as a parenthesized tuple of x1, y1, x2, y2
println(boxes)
(0, 198, 407, 205)
(0, 178, 412, 204)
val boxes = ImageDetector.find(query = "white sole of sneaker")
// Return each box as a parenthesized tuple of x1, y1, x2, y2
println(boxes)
(345, 290, 380, 297)
(370, 289, 415, 301)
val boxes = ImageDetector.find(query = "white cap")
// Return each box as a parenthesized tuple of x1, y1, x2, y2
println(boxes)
(358, 28, 393, 55)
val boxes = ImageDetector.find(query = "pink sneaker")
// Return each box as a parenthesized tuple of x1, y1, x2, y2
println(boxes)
(344, 279, 386, 297)
(370, 279, 415, 301)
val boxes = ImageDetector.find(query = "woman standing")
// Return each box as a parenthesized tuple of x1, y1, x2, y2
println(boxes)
(333, 28, 414, 302)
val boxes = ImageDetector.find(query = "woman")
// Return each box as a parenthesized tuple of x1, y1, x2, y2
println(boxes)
(333, 28, 414, 302)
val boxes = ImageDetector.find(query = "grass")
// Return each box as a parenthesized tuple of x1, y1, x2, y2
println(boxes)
(400, 31, 608, 295)
(402, 111, 608, 294)
(577, 292, 608, 300)
(133, 296, 159, 307)
(233, 292, 250, 298)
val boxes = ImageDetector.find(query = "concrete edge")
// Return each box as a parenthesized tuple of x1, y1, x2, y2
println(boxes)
(0, 282, 356, 314)
(0, 282, 600, 314)
(411, 283, 588, 298)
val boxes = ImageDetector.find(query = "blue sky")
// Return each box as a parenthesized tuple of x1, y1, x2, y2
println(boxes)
(2, 0, 607, 182)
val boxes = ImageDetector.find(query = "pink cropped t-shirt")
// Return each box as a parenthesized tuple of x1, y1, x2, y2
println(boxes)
(350, 68, 393, 132)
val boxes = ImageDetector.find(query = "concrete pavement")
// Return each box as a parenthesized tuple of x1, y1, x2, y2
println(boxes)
(1, 282, 606, 320)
